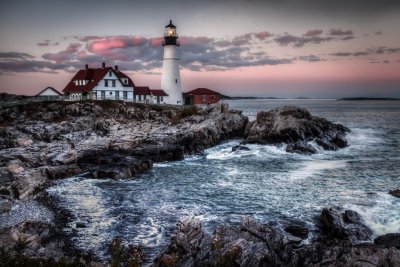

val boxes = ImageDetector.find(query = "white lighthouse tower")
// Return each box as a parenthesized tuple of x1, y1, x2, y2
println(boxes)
(161, 20, 183, 105)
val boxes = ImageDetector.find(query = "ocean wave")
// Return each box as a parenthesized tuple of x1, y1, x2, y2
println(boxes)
(344, 193, 400, 236)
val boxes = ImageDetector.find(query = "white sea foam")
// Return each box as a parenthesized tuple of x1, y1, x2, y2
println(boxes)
(344, 194, 400, 235)
(288, 159, 348, 180)
(346, 128, 383, 147)
(206, 141, 289, 161)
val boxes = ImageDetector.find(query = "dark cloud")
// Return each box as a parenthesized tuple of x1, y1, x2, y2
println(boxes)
(341, 36, 354, 41)
(42, 43, 82, 63)
(274, 34, 334, 47)
(330, 52, 369, 57)
(0, 56, 69, 74)
(298, 55, 323, 62)
(369, 47, 400, 54)
(213, 40, 232, 47)
(37, 40, 50, 46)
(73, 35, 102, 42)
(303, 29, 323, 37)
(0, 52, 34, 60)
(330, 46, 400, 58)
(329, 29, 353, 36)
(274, 29, 357, 47)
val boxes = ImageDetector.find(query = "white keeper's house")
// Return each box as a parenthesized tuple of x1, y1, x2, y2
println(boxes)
(63, 63, 136, 101)
(63, 62, 169, 104)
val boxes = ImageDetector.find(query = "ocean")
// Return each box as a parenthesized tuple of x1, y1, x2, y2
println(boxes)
(46, 99, 400, 261)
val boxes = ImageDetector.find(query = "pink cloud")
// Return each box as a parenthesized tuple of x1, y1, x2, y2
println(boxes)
(254, 31, 272, 40)
(149, 37, 163, 47)
(88, 36, 147, 53)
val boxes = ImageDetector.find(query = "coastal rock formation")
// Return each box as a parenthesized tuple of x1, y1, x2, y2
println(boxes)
(0, 101, 248, 201)
(320, 207, 373, 243)
(244, 106, 350, 154)
(0, 101, 247, 264)
(153, 208, 400, 267)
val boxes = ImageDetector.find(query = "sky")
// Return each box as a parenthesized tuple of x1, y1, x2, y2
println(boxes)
(0, 0, 399, 98)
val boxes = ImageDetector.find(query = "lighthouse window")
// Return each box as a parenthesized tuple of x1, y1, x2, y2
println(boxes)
(175, 79, 178, 84)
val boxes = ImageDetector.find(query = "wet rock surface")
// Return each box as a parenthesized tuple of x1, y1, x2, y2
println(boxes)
(320, 207, 373, 243)
(389, 189, 400, 198)
(245, 106, 350, 154)
(153, 208, 400, 267)
(374, 233, 400, 248)
(232, 145, 250, 152)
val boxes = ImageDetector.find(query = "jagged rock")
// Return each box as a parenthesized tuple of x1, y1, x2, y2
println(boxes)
(320, 207, 373, 243)
(286, 140, 317, 154)
(0, 220, 64, 259)
(154, 209, 399, 266)
(232, 145, 250, 152)
(0, 199, 12, 213)
(375, 233, 400, 248)
(389, 189, 400, 198)
(284, 225, 309, 239)
(245, 106, 350, 154)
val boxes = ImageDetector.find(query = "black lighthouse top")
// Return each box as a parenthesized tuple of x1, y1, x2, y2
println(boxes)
(162, 20, 180, 46)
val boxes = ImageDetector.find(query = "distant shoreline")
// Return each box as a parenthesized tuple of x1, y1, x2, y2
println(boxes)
(221, 95, 400, 101)
(338, 97, 400, 101)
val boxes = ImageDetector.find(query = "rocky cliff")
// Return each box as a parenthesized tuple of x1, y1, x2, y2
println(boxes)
(0, 100, 248, 202)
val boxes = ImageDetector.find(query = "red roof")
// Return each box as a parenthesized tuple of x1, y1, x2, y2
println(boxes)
(150, 89, 168, 96)
(63, 66, 134, 93)
(135, 86, 151, 95)
(184, 88, 220, 95)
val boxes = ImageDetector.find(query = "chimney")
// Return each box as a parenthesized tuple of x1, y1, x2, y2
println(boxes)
(102, 62, 105, 68)
(85, 64, 88, 70)
(115, 65, 119, 71)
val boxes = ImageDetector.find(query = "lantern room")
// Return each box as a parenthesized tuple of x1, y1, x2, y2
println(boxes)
(162, 20, 179, 46)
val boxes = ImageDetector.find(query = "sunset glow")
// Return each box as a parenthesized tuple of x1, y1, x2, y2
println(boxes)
(0, 0, 399, 97)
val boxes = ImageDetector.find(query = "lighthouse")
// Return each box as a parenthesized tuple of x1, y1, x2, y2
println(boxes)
(161, 20, 183, 105)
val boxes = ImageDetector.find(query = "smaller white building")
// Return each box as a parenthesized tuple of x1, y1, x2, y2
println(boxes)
(63, 63, 135, 101)
(35, 87, 63, 100)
